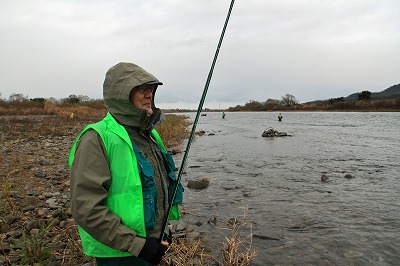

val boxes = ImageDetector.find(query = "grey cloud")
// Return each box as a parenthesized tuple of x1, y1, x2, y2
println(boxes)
(0, 0, 399, 106)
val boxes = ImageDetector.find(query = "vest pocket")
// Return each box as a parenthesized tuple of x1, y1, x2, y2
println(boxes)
(142, 188, 156, 230)
(131, 140, 158, 231)
(137, 161, 157, 231)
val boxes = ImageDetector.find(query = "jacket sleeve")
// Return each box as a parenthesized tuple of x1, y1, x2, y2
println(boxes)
(70, 130, 146, 256)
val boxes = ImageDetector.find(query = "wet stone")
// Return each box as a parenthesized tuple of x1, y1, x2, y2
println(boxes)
(44, 192, 61, 197)
(195, 220, 203, 226)
(46, 197, 57, 204)
(187, 232, 201, 240)
(59, 220, 68, 228)
(21, 205, 35, 212)
(37, 209, 47, 217)
(34, 171, 47, 178)
(187, 177, 210, 190)
(56, 168, 67, 176)
(175, 220, 188, 232)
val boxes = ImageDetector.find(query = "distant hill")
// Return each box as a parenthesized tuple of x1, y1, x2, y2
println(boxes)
(345, 84, 400, 100)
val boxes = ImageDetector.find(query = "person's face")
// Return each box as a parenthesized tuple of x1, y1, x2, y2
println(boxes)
(129, 84, 155, 115)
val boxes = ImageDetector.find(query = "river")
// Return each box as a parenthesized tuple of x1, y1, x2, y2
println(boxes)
(173, 112, 400, 265)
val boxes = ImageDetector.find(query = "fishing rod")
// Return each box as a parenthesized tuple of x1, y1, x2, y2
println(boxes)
(160, 0, 236, 242)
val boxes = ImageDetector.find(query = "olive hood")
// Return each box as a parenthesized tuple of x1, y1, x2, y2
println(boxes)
(103, 62, 164, 130)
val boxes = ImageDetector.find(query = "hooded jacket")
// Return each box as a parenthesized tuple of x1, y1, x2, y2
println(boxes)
(69, 62, 180, 258)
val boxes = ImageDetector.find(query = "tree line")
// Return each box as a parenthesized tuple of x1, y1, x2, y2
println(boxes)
(1, 89, 399, 112)
(228, 93, 299, 111)
(0, 93, 105, 109)
(2, 93, 90, 104)
(228, 91, 399, 112)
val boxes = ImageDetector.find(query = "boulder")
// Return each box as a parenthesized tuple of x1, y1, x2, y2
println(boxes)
(262, 128, 289, 137)
(187, 177, 210, 190)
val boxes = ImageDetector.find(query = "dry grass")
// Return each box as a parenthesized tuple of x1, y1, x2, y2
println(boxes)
(162, 238, 215, 266)
(157, 114, 191, 148)
(219, 208, 257, 266)
(0, 99, 106, 118)
(162, 208, 257, 266)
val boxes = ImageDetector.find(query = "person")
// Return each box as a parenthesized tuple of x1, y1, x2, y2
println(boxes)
(278, 113, 283, 122)
(68, 62, 183, 266)
(222, 111, 225, 119)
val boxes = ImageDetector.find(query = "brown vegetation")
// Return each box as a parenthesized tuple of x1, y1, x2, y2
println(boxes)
(0, 99, 106, 118)
(157, 114, 191, 149)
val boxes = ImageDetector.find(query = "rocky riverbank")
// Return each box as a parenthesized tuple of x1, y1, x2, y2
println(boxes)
(0, 116, 95, 265)
(0, 115, 255, 265)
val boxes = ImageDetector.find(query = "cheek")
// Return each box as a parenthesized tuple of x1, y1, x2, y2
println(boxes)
(130, 96, 141, 109)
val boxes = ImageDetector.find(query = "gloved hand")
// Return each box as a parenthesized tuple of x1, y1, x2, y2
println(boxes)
(163, 229, 173, 245)
(138, 237, 168, 265)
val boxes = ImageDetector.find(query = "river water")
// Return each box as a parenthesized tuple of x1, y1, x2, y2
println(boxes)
(174, 112, 400, 265)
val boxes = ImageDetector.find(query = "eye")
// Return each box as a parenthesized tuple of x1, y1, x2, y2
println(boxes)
(138, 84, 155, 94)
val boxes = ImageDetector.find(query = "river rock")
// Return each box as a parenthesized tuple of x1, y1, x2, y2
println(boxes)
(187, 231, 201, 240)
(262, 128, 289, 137)
(53, 209, 67, 221)
(22, 205, 36, 212)
(34, 171, 47, 178)
(37, 208, 47, 217)
(59, 220, 68, 228)
(175, 220, 188, 232)
(55, 168, 67, 176)
(321, 174, 329, 182)
(170, 148, 181, 155)
(46, 198, 57, 206)
(207, 215, 217, 225)
(23, 219, 46, 231)
(65, 208, 73, 217)
(44, 192, 61, 198)
(187, 177, 210, 190)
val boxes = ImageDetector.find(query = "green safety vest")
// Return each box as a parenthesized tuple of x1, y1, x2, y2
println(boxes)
(68, 112, 181, 257)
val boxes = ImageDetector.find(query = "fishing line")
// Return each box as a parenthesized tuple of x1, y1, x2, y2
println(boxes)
(160, 0, 236, 241)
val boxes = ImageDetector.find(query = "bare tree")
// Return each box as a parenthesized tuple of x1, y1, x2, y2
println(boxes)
(9, 93, 28, 102)
(264, 98, 281, 109)
(78, 95, 90, 102)
(281, 93, 298, 107)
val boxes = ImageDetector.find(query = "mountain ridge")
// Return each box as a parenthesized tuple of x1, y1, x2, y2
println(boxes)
(345, 84, 400, 100)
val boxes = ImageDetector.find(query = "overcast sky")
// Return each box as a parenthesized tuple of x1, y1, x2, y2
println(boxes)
(1, 0, 399, 109)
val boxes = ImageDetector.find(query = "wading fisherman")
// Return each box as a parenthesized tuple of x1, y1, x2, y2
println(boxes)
(68, 62, 183, 266)
(222, 111, 225, 119)
(278, 113, 283, 122)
